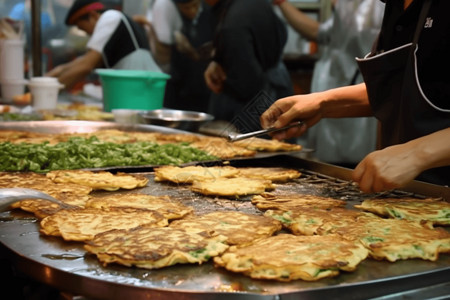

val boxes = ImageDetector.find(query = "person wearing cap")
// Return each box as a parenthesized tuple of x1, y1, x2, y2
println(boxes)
(46, 0, 161, 90)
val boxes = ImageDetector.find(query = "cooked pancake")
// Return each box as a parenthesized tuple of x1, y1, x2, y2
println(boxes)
(152, 133, 202, 144)
(10, 199, 67, 219)
(190, 137, 256, 159)
(330, 214, 450, 262)
(264, 207, 364, 236)
(40, 207, 168, 241)
(354, 197, 450, 226)
(1, 172, 91, 216)
(154, 165, 239, 184)
(237, 167, 301, 182)
(84, 226, 229, 269)
(169, 211, 281, 245)
(252, 193, 347, 211)
(10, 192, 90, 219)
(233, 137, 302, 152)
(85, 193, 193, 220)
(191, 177, 274, 197)
(214, 233, 369, 281)
(46, 170, 148, 191)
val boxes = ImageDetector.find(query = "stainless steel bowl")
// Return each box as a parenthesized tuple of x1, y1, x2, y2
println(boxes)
(138, 109, 214, 132)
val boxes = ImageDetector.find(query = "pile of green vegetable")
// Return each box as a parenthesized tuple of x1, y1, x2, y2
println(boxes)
(0, 136, 217, 173)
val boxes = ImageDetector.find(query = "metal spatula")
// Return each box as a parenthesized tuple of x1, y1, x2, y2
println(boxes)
(0, 188, 76, 212)
(227, 121, 304, 142)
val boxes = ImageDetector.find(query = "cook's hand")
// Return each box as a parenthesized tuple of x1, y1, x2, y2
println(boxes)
(352, 143, 423, 193)
(204, 61, 226, 94)
(260, 93, 323, 140)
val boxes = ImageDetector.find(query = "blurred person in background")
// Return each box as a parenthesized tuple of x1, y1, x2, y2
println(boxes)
(161, 0, 214, 112)
(203, 0, 293, 122)
(274, 0, 385, 167)
(134, 0, 214, 112)
(46, 0, 161, 90)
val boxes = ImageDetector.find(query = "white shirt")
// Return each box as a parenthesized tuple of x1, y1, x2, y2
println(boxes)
(151, 0, 183, 45)
(87, 10, 161, 71)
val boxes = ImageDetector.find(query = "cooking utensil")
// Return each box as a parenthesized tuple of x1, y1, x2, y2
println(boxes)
(0, 188, 75, 212)
(227, 121, 304, 142)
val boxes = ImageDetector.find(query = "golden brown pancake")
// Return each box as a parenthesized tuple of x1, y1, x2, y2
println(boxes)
(354, 197, 450, 226)
(169, 211, 281, 245)
(84, 226, 229, 269)
(40, 207, 168, 241)
(46, 170, 148, 191)
(329, 214, 450, 262)
(233, 137, 302, 152)
(85, 193, 193, 220)
(252, 193, 347, 211)
(190, 137, 256, 159)
(264, 207, 364, 236)
(236, 167, 301, 182)
(154, 165, 239, 184)
(191, 177, 275, 197)
(214, 233, 369, 281)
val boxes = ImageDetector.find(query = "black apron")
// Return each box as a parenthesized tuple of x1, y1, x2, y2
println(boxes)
(356, 0, 450, 186)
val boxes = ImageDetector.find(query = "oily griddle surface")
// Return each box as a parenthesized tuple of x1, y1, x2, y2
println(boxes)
(1, 162, 449, 299)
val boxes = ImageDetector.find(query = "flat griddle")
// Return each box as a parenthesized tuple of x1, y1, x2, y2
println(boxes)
(0, 121, 449, 299)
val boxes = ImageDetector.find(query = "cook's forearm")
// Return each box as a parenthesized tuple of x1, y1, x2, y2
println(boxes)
(320, 83, 373, 118)
(52, 57, 93, 89)
(410, 127, 450, 172)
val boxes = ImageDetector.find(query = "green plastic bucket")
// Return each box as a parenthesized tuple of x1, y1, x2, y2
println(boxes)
(96, 69, 170, 112)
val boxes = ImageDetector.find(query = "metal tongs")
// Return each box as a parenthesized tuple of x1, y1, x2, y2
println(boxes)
(0, 188, 76, 212)
(227, 121, 304, 142)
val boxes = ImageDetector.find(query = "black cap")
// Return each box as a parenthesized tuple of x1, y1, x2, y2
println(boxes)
(65, 0, 105, 25)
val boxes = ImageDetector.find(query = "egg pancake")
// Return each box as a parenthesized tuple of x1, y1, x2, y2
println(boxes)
(214, 234, 369, 282)
(252, 193, 347, 211)
(0, 172, 92, 196)
(46, 170, 148, 191)
(1, 172, 92, 216)
(329, 214, 450, 262)
(154, 165, 239, 184)
(152, 133, 202, 144)
(236, 167, 301, 183)
(84, 226, 229, 269)
(169, 211, 282, 245)
(264, 207, 364, 236)
(233, 137, 302, 152)
(190, 137, 256, 159)
(85, 193, 193, 220)
(354, 197, 450, 226)
(10, 193, 90, 219)
(40, 207, 168, 241)
(191, 177, 274, 197)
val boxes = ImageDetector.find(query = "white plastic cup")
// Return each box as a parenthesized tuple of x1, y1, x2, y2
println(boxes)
(28, 77, 64, 110)
(0, 78, 28, 103)
(0, 39, 25, 80)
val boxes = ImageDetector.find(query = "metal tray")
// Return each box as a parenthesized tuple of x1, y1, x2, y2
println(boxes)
(0, 122, 449, 299)
(0, 120, 308, 172)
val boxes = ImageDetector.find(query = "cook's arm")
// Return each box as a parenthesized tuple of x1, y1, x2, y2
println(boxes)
(260, 83, 373, 140)
(46, 49, 103, 90)
(353, 127, 450, 193)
